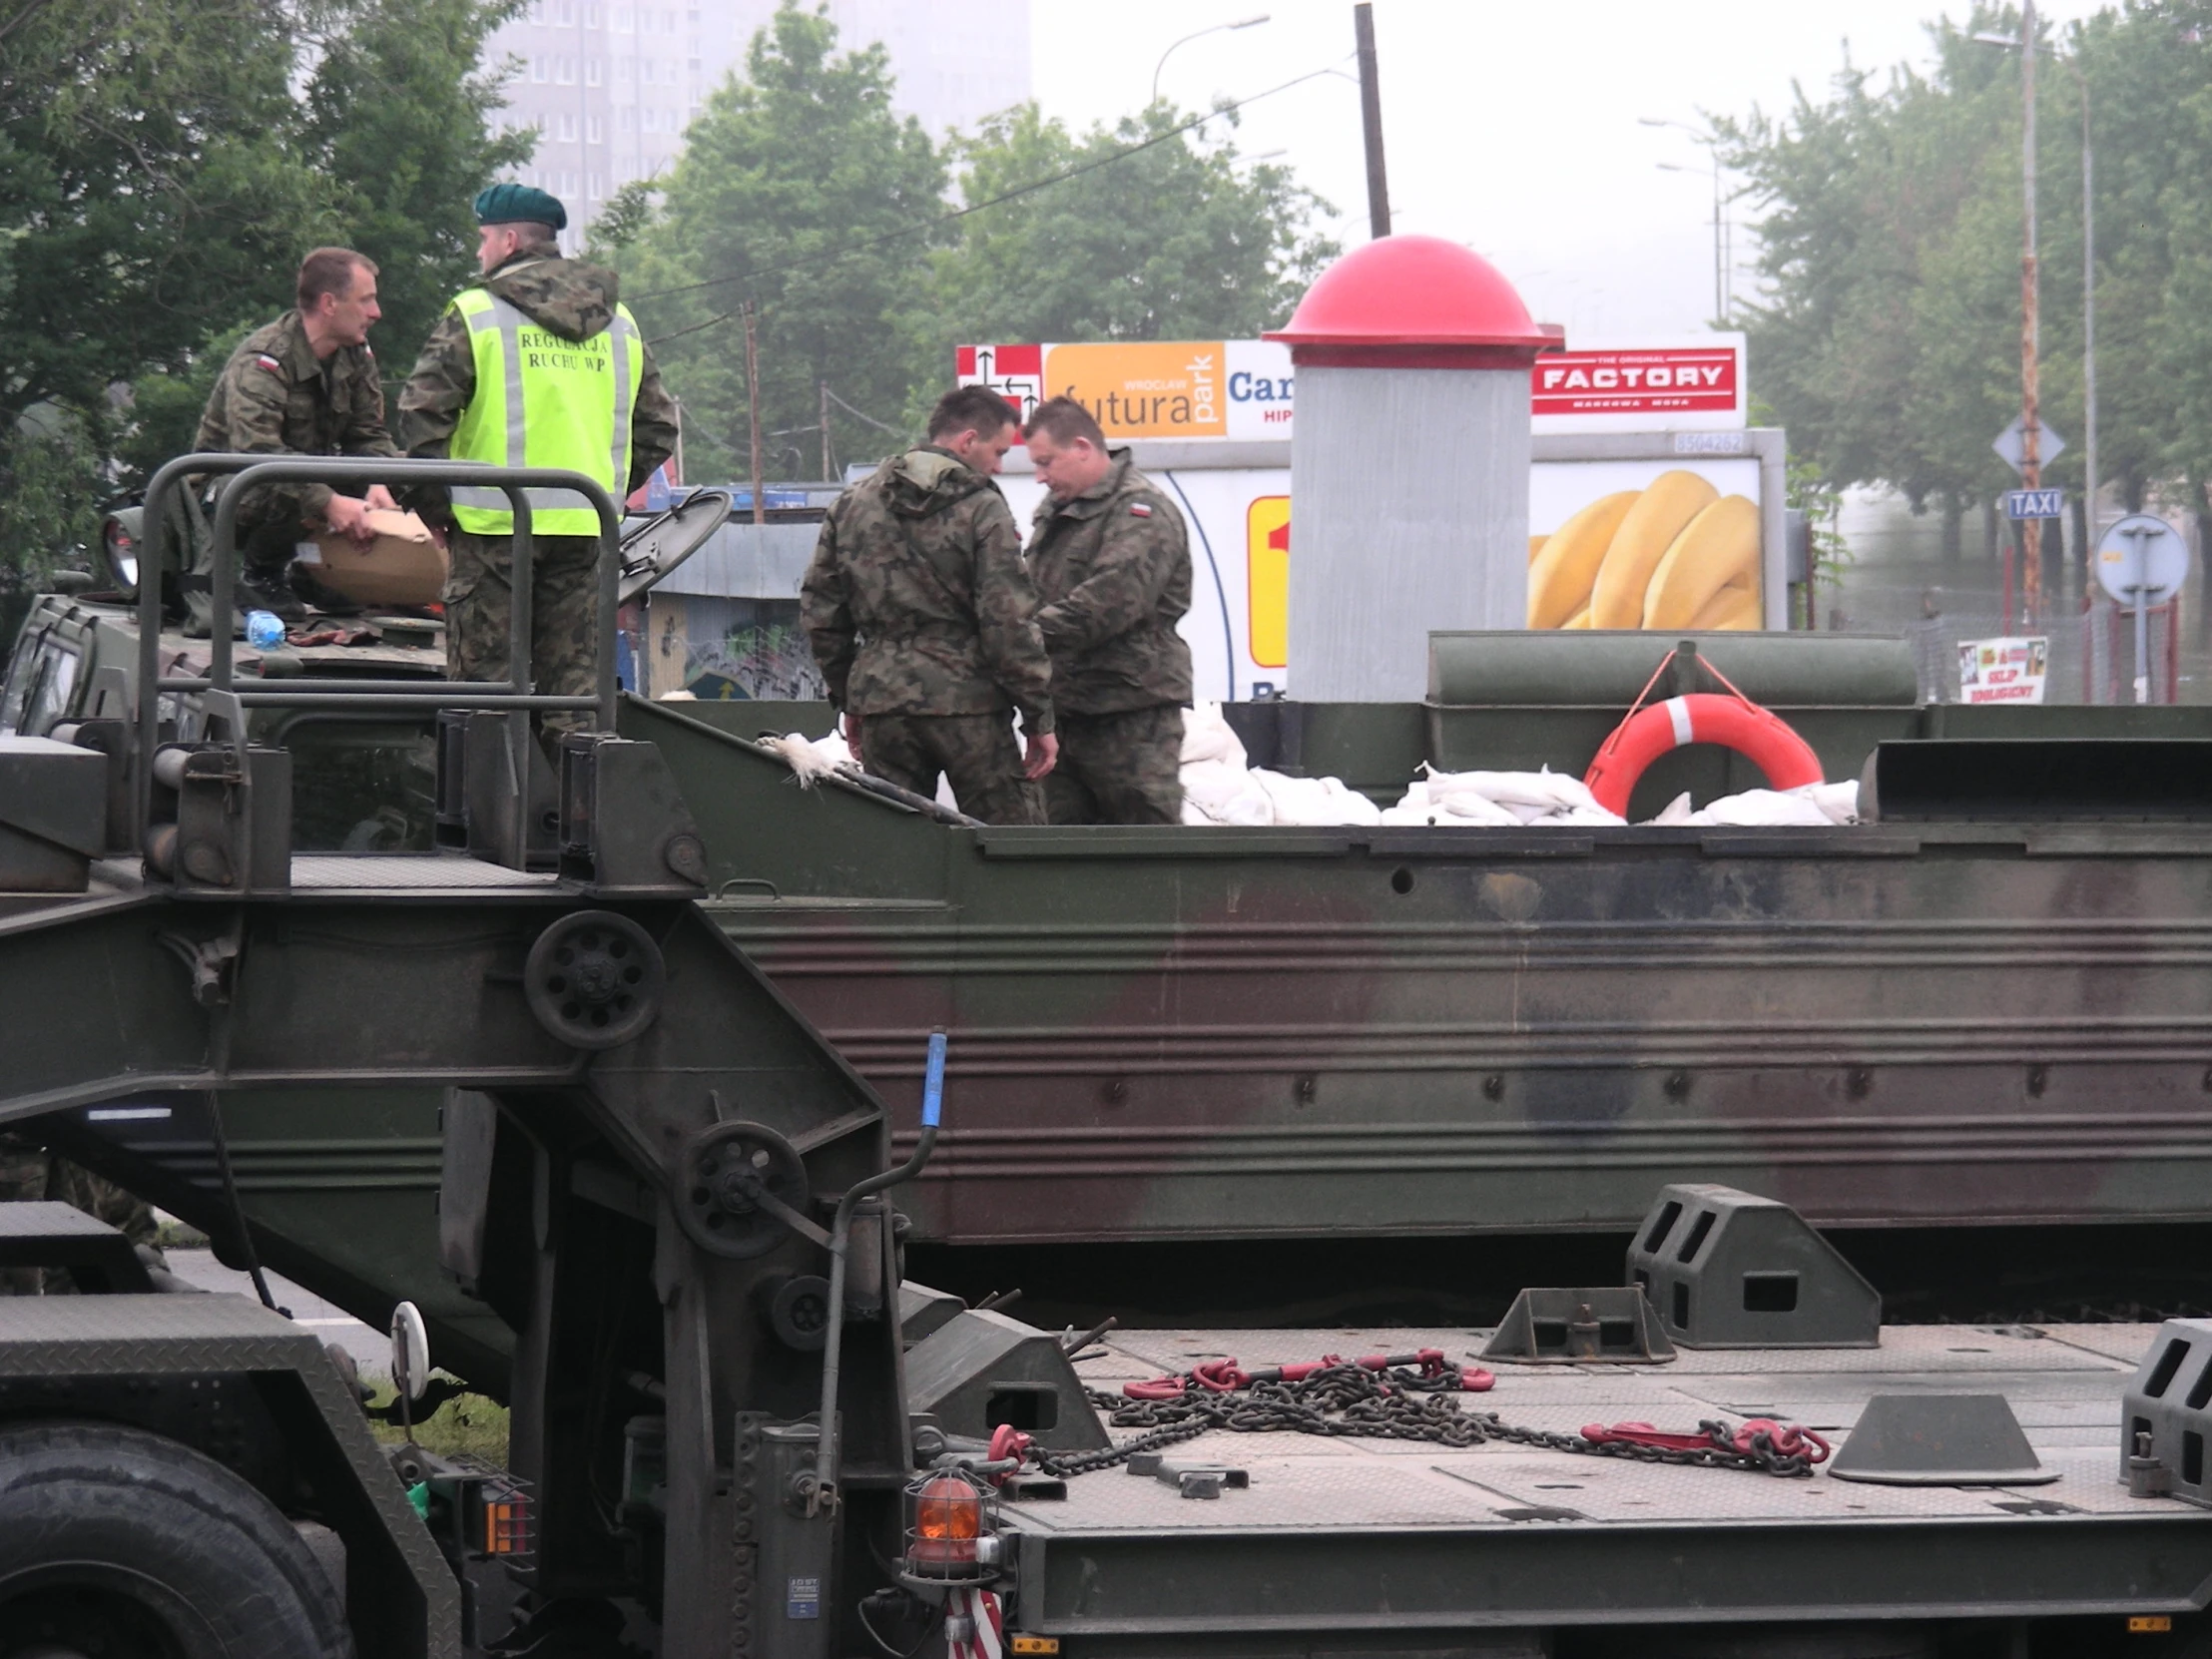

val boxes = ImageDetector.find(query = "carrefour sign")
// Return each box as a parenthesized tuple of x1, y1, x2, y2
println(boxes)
(957, 332, 1746, 440)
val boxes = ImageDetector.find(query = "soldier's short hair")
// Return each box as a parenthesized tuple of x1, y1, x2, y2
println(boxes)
(1022, 396, 1105, 449)
(296, 248, 377, 310)
(927, 385, 1020, 442)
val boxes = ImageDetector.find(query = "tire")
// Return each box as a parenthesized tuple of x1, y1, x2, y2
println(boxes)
(0, 1420, 354, 1659)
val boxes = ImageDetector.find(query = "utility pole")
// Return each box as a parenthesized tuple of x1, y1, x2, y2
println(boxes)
(2078, 66, 2097, 578)
(2017, 0, 2042, 623)
(744, 301, 766, 527)
(819, 380, 833, 483)
(1354, 3, 1390, 239)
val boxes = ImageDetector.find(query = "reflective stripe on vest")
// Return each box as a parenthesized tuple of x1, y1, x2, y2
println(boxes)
(446, 288, 641, 536)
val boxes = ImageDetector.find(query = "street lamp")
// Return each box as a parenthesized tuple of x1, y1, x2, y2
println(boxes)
(1641, 118, 1727, 322)
(1152, 14, 1271, 105)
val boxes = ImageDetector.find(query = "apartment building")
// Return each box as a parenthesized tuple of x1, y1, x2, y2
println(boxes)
(485, 0, 1032, 245)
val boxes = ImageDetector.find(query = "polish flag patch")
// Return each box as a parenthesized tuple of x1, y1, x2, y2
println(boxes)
(255, 353, 283, 374)
(1128, 503, 1152, 517)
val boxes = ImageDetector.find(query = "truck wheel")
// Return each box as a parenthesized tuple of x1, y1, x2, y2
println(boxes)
(0, 1421, 354, 1659)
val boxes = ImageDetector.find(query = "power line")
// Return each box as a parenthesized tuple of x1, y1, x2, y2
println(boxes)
(636, 58, 1347, 346)
(823, 386, 900, 435)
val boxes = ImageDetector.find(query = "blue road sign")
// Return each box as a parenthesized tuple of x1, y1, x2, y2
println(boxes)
(2005, 488, 2065, 520)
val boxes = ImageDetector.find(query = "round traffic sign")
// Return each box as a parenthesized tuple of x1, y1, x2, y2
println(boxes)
(2095, 513, 2191, 608)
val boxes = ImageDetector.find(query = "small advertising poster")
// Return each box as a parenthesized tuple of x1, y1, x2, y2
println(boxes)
(1956, 636, 2049, 704)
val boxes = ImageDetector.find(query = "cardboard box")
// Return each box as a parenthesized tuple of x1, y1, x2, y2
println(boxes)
(300, 509, 447, 607)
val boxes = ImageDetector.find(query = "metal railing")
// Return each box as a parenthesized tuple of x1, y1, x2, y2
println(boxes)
(135, 455, 622, 860)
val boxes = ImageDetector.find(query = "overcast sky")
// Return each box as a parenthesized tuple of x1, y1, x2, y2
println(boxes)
(1030, 0, 2107, 342)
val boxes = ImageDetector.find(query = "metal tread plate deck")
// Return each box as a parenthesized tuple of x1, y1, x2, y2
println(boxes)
(1000, 1323, 2210, 1636)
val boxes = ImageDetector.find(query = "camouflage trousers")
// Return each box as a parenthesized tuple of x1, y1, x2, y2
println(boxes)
(1043, 705, 1185, 827)
(860, 713, 1045, 827)
(446, 529, 606, 752)
(0, 1140, 162, 1295)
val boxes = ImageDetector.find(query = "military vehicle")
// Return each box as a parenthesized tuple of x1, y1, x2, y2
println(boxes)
(14, 520, 2212, 1332)
(4, 453, 2212, 1658)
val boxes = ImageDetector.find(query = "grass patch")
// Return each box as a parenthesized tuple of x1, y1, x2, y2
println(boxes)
(365, 1382, 510, 1466)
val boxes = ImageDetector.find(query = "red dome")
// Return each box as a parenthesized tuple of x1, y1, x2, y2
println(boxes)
(1266, 235, 1554, 351)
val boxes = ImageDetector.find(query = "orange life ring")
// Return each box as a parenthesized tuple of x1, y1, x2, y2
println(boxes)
(1582, 692, 1824, 817)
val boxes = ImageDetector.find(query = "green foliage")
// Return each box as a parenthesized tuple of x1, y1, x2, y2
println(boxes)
(366, 1382, 510, 1464)
(911, 102, 1338, 375)
(619, 5, 946, 479)
(0, 0, 530, 518)
(611, 3, 1338, 477)
(297, 0, 535, 403)
(585, 179, 662, 264)
(0, 405, 106, 646)
(1723, 2, 2212, 518)
(0, 1, 340, 429)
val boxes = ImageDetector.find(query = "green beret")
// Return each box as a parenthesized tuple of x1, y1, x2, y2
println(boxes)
(473, 182, 567, 232)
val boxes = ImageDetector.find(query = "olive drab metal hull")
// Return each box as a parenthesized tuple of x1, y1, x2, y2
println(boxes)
(629, 694, 2212, 1248)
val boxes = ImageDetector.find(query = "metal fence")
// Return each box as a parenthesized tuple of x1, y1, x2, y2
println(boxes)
(1898, 599, 2184, 705)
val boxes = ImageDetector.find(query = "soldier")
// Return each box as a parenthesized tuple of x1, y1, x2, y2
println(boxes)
(397, 184, 678, 757)
(0, 1136, 164, 1296)
(802, 386, 1057, 825)
(193, 247, 403, 617)
(1020, 397, 1193, 825)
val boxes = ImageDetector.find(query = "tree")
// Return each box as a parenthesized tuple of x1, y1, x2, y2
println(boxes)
(617, 5, 946, 479)
(0, 1, 339, 432)
(912, 102, 1336, 369)
(297, 0, 534, 399)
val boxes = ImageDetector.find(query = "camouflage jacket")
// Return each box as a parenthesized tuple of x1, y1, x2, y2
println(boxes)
(193, 309, 400, 527)
(395, 253, 680, 526)
(1026, 450, 1193, 715)
(802, 447, 1055, 731)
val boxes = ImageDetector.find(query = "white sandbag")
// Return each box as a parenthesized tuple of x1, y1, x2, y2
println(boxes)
(1181, 759, 1275, 827)
(1646, 779, 1858, 829)
(1416, 764, 1625, 827)
(1319, 775, 1383, 827)
(1180, 701, 1248, 770)
(1799, 780, 1861, 825)
(1252, 768, 1344, 827)
(1678, 789, 1834, 827)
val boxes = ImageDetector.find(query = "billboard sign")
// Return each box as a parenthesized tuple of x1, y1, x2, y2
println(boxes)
(1956, 636, 2049, 705)
(958, 333, 1746, 439)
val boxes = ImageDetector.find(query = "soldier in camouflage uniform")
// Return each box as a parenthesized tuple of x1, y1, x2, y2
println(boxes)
(398, 185, 678, 757)
(193, 248, 404, 616)
(1020, 397, 1193, 826)
(802, 386, 1057, 825)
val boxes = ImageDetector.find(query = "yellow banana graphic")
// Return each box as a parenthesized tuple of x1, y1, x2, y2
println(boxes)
(1642, 494, 1761, 629)
(1529, 535, 1547, 564)
(1687, 580, 1760, 631)
(1562, 603, 1593, 628)
(1527, 490, 1640, 628)
(1588, 471, 1718, 628)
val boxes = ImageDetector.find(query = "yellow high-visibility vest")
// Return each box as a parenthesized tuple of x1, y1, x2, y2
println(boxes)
(446, 285, 644, 536)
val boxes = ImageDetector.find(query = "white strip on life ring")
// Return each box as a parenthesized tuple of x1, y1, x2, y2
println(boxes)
(1664, 696, 1695, 748)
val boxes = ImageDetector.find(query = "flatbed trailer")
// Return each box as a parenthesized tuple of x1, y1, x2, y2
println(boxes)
(1010, 1320, 2202, 1656)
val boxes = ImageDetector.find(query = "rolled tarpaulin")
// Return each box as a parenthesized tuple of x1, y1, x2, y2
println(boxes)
(1426, 630, 1921, 709)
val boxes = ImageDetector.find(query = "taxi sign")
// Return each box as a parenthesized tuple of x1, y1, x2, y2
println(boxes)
(2004, 488, 2064, 520)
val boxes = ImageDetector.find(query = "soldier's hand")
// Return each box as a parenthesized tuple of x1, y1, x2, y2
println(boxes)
(841, 711, 861, 752)
(323, 492, 378, 545)
(364, 484, 398, 513)
(1022, 730, 1059, 782)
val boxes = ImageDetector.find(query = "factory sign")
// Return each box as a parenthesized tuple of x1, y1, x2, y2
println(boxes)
(1529, 336, 1746, 430)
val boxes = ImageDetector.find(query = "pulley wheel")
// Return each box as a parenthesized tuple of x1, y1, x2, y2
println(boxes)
(765, 1274, 832, 1352)
(524, 910, 664, 1050)
(676, 1121, 810, 1260)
